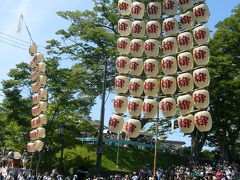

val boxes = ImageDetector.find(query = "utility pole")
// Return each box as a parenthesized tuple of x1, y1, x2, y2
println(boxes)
(96, 60, 107, 171)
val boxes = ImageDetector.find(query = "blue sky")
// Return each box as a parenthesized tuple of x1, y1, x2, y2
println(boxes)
(0, 0, 239, 148)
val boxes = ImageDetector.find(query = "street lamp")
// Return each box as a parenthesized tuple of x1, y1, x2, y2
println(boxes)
(58, 124, 64, 172)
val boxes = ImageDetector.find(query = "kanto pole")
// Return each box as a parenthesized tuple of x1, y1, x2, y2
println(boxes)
(96, 60, 107, 170)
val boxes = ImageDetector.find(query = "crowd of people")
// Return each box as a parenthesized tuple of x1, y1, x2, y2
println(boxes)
(0, 162, 239, 180)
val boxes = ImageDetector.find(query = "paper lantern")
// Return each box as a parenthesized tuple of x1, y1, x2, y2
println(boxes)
(131, 20, 145, 38)
(142, 99, 158, 118)
(31, 62, 46, 81)
(193, 89, 209, 109)
(115, 75, 129, 94)
(144, 78, 159, 97)
(177, 94, 194, 114)
(177, 52, 194, 72)
(177, 73, 194, 93)
(131, 2, 145, 20)
(144, 39, 159, 57)
(118, 19, 132, 36)
(179, 0, 194, 11)
(29, 44, 38, 56)
(32, 101, 48, 117)
(30, 53, 44, 69)
(31, 75, 47, 93)
(159, 98, 176, 117)
(118, 0, 132, 16)
(193, 68, 210, 88)
(129, 78, 144, 97)
(32, 88, 48, 105)
(162, 37, 178, 56)
(37, 127, 46, 139)
(194, 111, 212, 132)
(130, 39, 144, 57)
(108, 114, 124, 133)
(117, 37, 130, 55)
(161, 76, 176, 95)
(116, 56, 130, 74)
(31, 114, 47, 129)
(193, 4, 210, 24)
(180, 11, 195, 30)
(124, 119, 141, 138)
(193, 46, 209, 66)
(161, 56, 177, 75)
(30, 130, 38, 140)
(14, 152, 21, 159)
(146, 21, 161, 38)
(27, 143, 36, 153)
(178, 114, 195, 134)
(178, 32, 193, 51)
(129, 58, 143, 76)
(144, 59, 159, 77)
(163, 0, 178, 16)
(34, 140, 44, 152)
(193, 25, 210, 45)
(114, 95, 128, 114)
(128, 98, 143, 117)
(147, 2, 161, 19)
(162, 18, 179, 36)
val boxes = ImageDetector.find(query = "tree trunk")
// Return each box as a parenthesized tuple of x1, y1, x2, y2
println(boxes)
(191, 130, 207, 160)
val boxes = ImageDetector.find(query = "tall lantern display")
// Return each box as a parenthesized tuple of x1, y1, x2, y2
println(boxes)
(27, 44, 47, 152)
(110, 0, 212, 138)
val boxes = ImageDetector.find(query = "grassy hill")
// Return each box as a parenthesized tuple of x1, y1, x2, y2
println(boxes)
(57, 144, 188, 172)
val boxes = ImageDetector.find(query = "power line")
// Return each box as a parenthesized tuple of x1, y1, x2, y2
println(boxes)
(0, 39, 28, 51)
(0, 35, 30, 48)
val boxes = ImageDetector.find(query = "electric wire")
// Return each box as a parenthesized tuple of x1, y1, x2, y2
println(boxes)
(0, 39, 28, 51)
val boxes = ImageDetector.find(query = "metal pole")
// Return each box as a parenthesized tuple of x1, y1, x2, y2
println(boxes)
(60, 135, 64, 173)
(153, 108, 159, 178)
(116, 133, 120, 168)
(96, 60, 107, 170)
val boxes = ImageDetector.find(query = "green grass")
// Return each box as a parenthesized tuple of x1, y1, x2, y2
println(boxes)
(58, 144, 187, 172)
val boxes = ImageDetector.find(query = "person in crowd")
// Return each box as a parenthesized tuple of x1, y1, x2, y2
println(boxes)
(22, 150, 29, 169)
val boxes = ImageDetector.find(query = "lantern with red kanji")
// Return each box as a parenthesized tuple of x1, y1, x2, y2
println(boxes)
(124, 119, 141, 138)
(130, 39, 144, 57)
(193, 25, 210, 45)
(118, 18, 132, 37)
(144, 78, 159, 97)
(177, 94, 194, 114)
(144, 59, 159, 77)
(179, 0, 194, 11)
(37, 127, 46, 139)
(29, 44, 38, 56)
(109, 114, 124, 133)
(31, 75, 47, 93)
(162, 17, 179, 36)
(115, 75, 129, 94)
(193, 4, 210, 24)
(128, 98, 143, 117)
(177, 73, 194, 93)
(31, 114, 47, 129)
(116, 56, 130, 74)
(129, 78, 144, 97)
(178, 114, 195, 134)
(144, 39, 159, 57)
(161, 56, 177, 75)
(177, 52, 194, 72)
(118, 0, 132, 16)
(147, 2, 161, 20)
(117, 37, 130, 55)
(163, 0, 178, 16)
(129, 58, 143, 76)
(193, 46, 209, 66)
(30, 53, 44, 69)
(194, 111, 212, 132)
(193, 89, 209, 109)
(162, 37, 178, 56)
(31, 101, 47, 117)
(159, 98, 176, 117)
(31, 62, 46, 81)
(131, 2, 145, 20)
(161, 76, 176, 95)
(131, 20, 146, 38)
(178, 32, 193, 51)
(27, 142, 36, 153)
(146, 21, 161, 38)
(34, 140, 44, 152)
(193, 68, 210, 88)
(114, 95, 128, 114)
(180, 11, 195, 30)
(142, 99, 158, 118)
